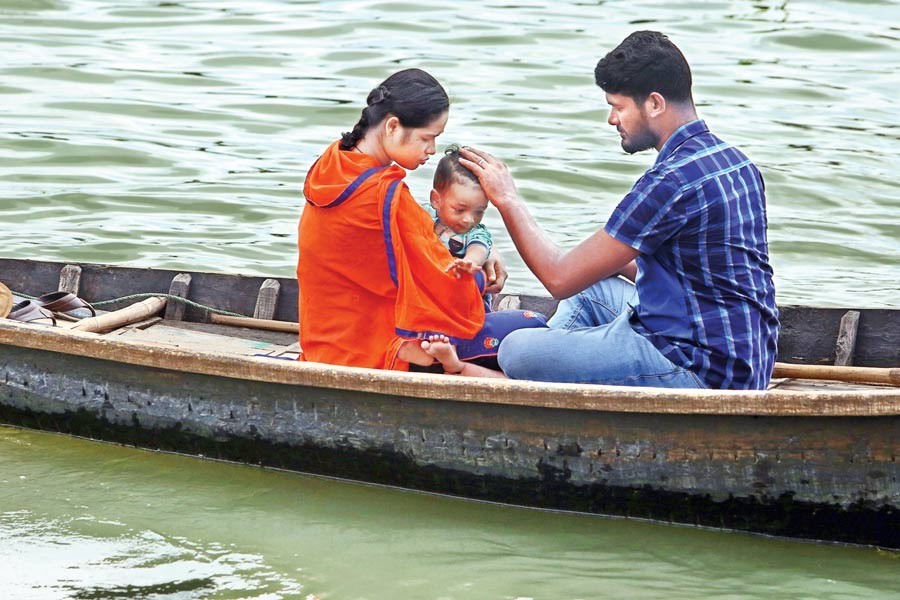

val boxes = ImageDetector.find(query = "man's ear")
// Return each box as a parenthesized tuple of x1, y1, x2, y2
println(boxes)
(646, 92, 666, 118)
(429, 188, 441, 209)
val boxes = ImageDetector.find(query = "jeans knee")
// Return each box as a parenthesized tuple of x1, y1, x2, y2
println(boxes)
(497, 328, 535, 378)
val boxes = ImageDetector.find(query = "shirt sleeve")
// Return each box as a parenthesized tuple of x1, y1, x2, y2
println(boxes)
(604, 170, 687, 255)
(463, 224, 493, 252)
(420, 202, 438, 221)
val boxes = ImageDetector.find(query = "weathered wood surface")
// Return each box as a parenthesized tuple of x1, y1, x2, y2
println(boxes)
(164, 273, 191, 321)
(57, 264, 82, 295)
(252, 278, 281, 320)
(114, 322, 286, 357)
(0, 282, 11, 319)
(772, 363, 900, 386)
(1, 341, 897, 548)
(210, 313, 298, 334)
(834, 310, 861, 366)
(0, 259, 301, 323)
(2, 258, 899, 548)
(2, 258, 899, 367)
(72, 297, 167, 333)
(1, 320, 899, 416)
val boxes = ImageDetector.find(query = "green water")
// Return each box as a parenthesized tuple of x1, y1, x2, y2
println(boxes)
(2, 427, 899, 599)
(1, 0, 899, 305)
(2, 0, 900, 597)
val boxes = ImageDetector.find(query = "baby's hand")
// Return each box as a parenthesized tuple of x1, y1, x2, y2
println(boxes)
(445, 258, 483, 277)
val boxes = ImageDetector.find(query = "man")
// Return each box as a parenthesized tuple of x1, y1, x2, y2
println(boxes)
(460, 30, 779, 390)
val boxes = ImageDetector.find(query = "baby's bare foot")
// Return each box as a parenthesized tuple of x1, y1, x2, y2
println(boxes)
(420, 335, 465, 374)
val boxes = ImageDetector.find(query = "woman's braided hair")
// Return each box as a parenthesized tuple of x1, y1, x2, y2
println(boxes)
(340, 68, 449, 151)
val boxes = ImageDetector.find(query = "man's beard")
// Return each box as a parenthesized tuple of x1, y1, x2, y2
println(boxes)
(622, 125, 659, 154)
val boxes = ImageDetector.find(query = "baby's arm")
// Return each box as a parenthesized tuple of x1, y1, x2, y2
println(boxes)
(464, 225, 492, 267)
(446, 226, 492, 276)
(462, 242, 489, 268)
(446, 243, 489, 276)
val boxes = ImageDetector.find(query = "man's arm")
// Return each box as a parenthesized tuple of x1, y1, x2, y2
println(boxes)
(461, 147, 638, 299)
(618, 260, 638, 283)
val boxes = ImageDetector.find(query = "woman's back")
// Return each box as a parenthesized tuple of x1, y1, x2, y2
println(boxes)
(298, 141, 486, 369)
(299, 142, 404, 368)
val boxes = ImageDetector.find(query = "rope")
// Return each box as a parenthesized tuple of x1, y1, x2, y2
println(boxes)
(11, 291, 246, 317)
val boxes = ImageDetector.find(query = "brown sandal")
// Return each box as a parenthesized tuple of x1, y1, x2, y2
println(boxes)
(34, 291, 96, 317)
(7, 300, 57, 326)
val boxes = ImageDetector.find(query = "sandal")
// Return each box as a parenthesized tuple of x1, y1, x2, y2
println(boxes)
(34, 291, 96, 317)
(7, 300, 57, 326)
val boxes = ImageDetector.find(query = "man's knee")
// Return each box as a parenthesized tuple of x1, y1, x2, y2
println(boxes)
(498, 327, 544, 379)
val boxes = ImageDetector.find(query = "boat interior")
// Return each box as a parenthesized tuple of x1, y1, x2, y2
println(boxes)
(4, 295, 893, 396)
(1, 259, 898, 395)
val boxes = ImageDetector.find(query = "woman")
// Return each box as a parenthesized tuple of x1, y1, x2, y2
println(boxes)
(298, 68, 512, 370)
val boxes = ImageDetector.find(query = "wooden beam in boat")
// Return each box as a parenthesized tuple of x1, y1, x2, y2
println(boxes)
(1, 320, 898, 416)
(2, 259, 899, 367)
(252, 278, 280, 320)
(71, 297, 167, 333)
(772, 362, 900, 386)
(58, 264, 82, 295)
(834, 310, 860, 366)
(165, 273, 191, 321)
(210, 313, 298, 333)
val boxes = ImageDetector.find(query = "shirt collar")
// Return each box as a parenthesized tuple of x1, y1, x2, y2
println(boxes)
(655, 119, 708, 165)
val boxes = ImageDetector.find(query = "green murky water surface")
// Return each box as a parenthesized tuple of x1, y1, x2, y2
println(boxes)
(2, 427, 899, 599)
(1, 0, 898, 305)
(2, 1, 900, 597)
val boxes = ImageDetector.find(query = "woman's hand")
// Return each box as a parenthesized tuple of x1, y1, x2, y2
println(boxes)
(459, 146, 521, 212)
(482, 251, 509, 295)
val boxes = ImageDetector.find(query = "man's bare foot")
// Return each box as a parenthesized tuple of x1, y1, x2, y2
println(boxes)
(420, 334, 466, 374)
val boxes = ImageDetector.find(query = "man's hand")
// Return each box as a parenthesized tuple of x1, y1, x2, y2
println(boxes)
(459, 146, 521, 211)
(482, 251, 509, 295)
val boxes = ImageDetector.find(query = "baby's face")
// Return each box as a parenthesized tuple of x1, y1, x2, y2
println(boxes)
(433, 181, 488, 234)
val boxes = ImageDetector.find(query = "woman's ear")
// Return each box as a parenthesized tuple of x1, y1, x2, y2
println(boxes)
(384, 115, 401, 138)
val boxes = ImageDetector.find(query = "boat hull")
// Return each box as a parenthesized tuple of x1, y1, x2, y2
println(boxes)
(2, 343, 897, 548)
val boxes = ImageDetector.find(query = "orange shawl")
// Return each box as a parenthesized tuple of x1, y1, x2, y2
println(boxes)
(297, 141, 486, 370)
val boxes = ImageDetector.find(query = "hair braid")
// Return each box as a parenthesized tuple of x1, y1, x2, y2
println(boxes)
(338, 69, 448, 152)
(340, 107, 371, 151)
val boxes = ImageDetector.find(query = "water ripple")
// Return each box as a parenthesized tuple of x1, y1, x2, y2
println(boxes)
(0, 0, 898, 306)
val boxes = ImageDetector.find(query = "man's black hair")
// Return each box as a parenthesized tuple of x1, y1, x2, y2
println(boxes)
(594, 31, 693, 105)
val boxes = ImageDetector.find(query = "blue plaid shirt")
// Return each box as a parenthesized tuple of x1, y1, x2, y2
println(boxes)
(605, 120, 779, 390)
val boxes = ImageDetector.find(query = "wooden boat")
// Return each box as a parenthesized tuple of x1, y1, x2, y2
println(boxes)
(1, 258, 898, 548)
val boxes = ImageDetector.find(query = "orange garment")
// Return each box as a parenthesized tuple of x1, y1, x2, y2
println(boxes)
(298, 140, 486, 370)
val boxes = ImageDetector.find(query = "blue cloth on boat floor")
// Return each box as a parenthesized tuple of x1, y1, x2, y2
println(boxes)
(452, 309, 547, 361)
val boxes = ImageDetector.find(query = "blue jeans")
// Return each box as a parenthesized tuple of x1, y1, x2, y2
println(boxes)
(497, 277, 707, 388)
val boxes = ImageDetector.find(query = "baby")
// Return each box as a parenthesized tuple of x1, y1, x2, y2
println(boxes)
(424, 146, 493, 278)
(419, 147, 549, 376)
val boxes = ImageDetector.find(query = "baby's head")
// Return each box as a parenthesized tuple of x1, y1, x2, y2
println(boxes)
(430, 146, 489, 235)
